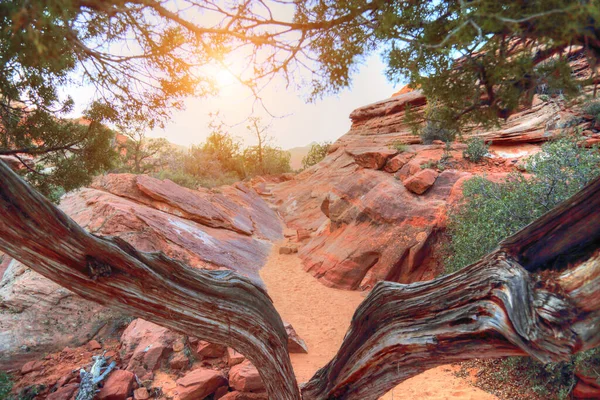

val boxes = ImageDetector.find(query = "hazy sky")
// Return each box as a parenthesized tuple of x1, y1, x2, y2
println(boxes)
(146, 54, 401, 149)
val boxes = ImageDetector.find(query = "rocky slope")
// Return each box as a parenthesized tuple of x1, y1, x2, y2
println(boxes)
(0, 174, 283, 370)
(270, 87, 599, 290)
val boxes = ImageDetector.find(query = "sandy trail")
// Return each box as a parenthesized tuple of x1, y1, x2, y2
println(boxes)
(260, 242, 498, 400)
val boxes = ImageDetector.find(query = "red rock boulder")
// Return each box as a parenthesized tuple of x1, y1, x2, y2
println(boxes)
(98, 369, 135, 400)
(120, 319, 181, 379)
(403, 169, 439, 195)
(176, 368, 228, 400)
(228, 360, 265, 392)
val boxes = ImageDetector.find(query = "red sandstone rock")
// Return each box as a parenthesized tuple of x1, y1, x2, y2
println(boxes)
(383, 152, 415, 173)
(21, 360, 44, 374)
(279, 244, 299, 254)
(176, 368, 227, 400)
(227, 348, 246, 367)
(133, 387, 150, 400)
(403, 169, 439, 195)
(98, 369, 135, 400)
(346, 148, 398, 169)
(47, 383, 79, 400)
(196, 340, 227, 359)
(169, 351, 190, 370)
(284, 323, 308, 354)
(1, 174, 283, 368)
(228, 360, 265, 392)
(86, 340, 102, 351)
(120, 319, 181, 378)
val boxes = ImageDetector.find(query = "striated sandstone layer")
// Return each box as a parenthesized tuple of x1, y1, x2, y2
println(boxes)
(270, 86, 594, 290)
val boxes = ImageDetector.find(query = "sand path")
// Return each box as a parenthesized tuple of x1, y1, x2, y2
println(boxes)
(260, 242, 498, 400)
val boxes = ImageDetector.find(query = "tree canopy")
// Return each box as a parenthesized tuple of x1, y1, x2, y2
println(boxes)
(1, 0, 599, 197)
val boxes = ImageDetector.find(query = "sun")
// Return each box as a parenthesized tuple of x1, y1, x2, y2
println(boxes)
(215, 69, 236, 89)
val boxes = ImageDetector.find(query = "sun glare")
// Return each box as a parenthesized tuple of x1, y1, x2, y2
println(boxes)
(215, 69, 236, 89)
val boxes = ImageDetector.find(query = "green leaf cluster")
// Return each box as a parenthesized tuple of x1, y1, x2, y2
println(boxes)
(302, 142, 331, 169)
(446, 134, 600, 273)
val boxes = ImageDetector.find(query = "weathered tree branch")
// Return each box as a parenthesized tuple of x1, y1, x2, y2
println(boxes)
(301, 176, 600, 399)
(1, 157, 600, 400)
(0, 160, 300, 399)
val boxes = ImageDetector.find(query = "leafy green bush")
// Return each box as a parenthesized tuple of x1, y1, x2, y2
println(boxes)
(582, 100, 600, 122)
(420, 120, 457, 144)
(462, 137, 489, 162)
(153, 170, 200, 189)
(302, 142, 331, 169)
(446, 135, 600, 398)
(389, 141, 408, 153)
(446, 134, 600, 274)
(0, 372, 12, 400)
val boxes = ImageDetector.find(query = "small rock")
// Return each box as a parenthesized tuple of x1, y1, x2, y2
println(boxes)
(227, 348, 245, 367)
(176, 368, 228, 400)
(383, 152, 415, 173)
(133, 387, 150, 400)
(296, 229, 311, 242)
(219, 391, 268, 400)
(47, 383, 79, 400)
(98, 369, 135, 400)
(214, 385, 230, 399)
(403, 169, 438, 195)
(87, 339, 102, 351)
(196, 341, 227, 359)
(21, 360, 44, 374)
(284, 323, 308, 354)
(282, 228, 296, 238)
(279, 245, 298, 255)
(169, 351, 190, 370)
(229, 360, 264, 392)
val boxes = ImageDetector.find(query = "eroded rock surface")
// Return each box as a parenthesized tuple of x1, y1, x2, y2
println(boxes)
(0, 174, 282, 369)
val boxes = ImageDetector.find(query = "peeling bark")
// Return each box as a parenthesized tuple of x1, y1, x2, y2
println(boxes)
(0, 161, 300, 400)
(301, 176, 600, 399)
(1, 158, 600, 400)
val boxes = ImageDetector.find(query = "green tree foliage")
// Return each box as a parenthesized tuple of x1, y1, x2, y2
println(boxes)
(3, 1, 599, 198)
(244, 145, 291, 176)
(446, 135, 600, 274)
(463, 137, 489, 162)
(0, 372, 12, 400)
(302, 142, 331, 169)
(118, 132, 172, 174)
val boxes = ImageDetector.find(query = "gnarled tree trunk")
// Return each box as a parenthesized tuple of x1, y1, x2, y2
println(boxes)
(1, 159, 599, 400)
(0, 161, 300, 399)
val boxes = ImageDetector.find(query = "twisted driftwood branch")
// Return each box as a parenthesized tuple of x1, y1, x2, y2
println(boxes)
(301, 176, 600, 399)
(0, 161, 300, 400)
(75, 355, 116, 400)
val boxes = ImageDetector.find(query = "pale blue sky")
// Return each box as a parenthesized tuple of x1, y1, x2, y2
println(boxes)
(145, 53, 401, 149)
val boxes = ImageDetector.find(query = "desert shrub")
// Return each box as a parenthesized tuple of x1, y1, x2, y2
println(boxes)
(302, 141, 331, 169)
(153, 170, 200, 189)
(420, 120, 457, 144)
(582, 100, 600, 122)
(446, 134, 600, 274)
(446, 135, 600, 398)
(389, 141, 408, 153)
(462, 137, 489, 162)
(0, 372, 12, 400)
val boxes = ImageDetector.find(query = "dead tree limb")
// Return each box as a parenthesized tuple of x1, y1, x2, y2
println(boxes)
(2, 157, 600, 400)
(76, 355, 116, 400)
(0, 161, 301, 400)
(301, 176, 600, 399)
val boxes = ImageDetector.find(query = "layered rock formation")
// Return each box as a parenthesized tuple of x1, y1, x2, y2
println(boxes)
(270, 86, 596, 290)
(0, 174, 283, 369)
